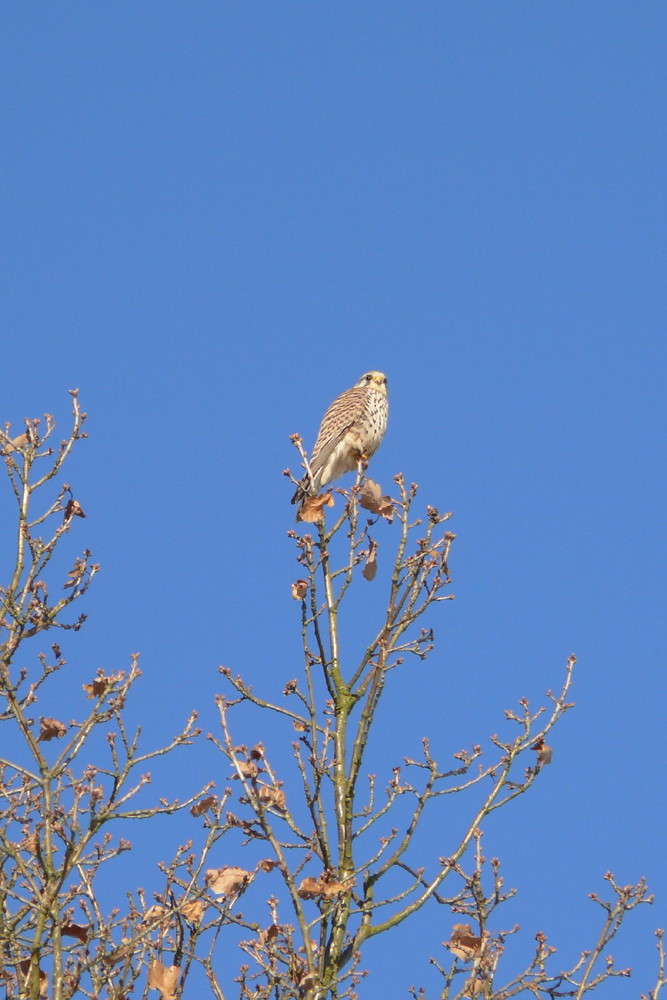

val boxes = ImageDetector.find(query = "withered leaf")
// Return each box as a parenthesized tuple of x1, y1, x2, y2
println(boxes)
(64, 557, 87, 589)
(258, 858, 279, 872)
(447, 923, 483, 961)
(292, 718, 308, 732)
(37, 717, 68, 741)
(61, 922, 89, 943)
(258, 784, 286, 811)
(7, 432, 30, 453)
(103, 940, 134, 966)
(359, 480, 382, 509)
(359, 480, 394, 521)
(298, 493, 334, 523)
(181, 899, 207, 924)
(296, 874, 351, 900)
(205, 865, 251, 897)
(236, 760, 259, 780)
(64, 498, 86, 521)
(18, 960, 48, 996)
(291, 579, 308, 600)
(296, 969, 316, 991)
(147, 961, 180, 1000)
(320, 879, 349, 899)
(297, 876, 324, 900)
(464, 976, 485, 997)
(21, 831, 40, 854)
(82, 676, 111, 699)
(362, 540, 378, 581)
(141, 905, 169, 924)
(258, 923, 280, 945)
(191, 795, 217, 817)
(532, 740, 553, 766)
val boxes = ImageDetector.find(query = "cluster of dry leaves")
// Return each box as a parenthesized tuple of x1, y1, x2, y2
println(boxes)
(111, 869, 257, 1000)
(296, 872, 353, 901)
(139, 861, 353, 998)
(32, 671, 121, 744)
(444, 923, 490, 997)
(125, 862, 353, 998)
(291, 479, 394, 587)
(146, 962, 180, 1000)
(296, 478, 394, 524)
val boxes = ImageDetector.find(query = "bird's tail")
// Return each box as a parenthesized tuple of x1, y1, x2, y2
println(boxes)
(291, 476, 311, 506)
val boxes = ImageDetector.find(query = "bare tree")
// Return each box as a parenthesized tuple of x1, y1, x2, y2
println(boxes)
(0, 395, 213, 1000)
(0, 397, 659, 1000)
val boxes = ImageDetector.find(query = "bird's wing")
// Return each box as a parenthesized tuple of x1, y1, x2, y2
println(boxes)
(309, 386, 367, 480)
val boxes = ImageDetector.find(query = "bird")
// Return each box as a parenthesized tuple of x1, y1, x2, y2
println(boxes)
(291, 371, 389, 509)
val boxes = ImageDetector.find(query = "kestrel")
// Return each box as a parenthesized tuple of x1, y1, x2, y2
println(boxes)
(291, 371, 389, 509)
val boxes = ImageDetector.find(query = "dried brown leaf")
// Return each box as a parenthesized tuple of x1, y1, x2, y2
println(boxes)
(532, 740, 553, 765)
(298, 493, 334, 523)
(64, 498, 86, 521)
(359, 479, 382, 508)
(141, 905, 168, 924)
(205, 865, 251, 897)
(147, 961, 180, 999)
(191, 795, 217, 817)
(258, 923, 280, 945)
(291, 579, 308, 600)
(82, 676, 111, 699)
(297, 970, 316, 991)
(21, 831, 40, 854)
(18, 960, 48, 996)
(103, 939, 134, 966)
(362, 540, 378, 581)
(64, 557, 87, 588)
(297, 876, 324, 900)
(237, 760, 260, 779)
(181, 899, 207, 924)
(11, 432, 30, 451)
(296, 873, 351, 900)
(320, 879, 349, 899)
(62, 922, 89, 943)
(447, 923, 483, 961)
(37, 717, 68, 741)
(258, 858, 280, 872)
(464, 977, 485, 997)
(258, 784, 286, 811)
(359, 480, 394, 521)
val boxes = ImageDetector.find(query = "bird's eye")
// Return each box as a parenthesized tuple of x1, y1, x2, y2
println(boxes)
(365, 374, 372, 382)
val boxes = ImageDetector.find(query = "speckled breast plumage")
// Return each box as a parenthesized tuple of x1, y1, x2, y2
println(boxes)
(292, 372, 389, 507)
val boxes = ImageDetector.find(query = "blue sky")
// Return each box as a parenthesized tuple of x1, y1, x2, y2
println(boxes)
(2, 3, 666, 995)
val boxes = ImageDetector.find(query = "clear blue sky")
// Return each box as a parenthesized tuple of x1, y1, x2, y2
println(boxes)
(2, 3, 666, 995)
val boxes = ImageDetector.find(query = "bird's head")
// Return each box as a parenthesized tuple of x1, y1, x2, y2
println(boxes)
(356, 371, 388, 394)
